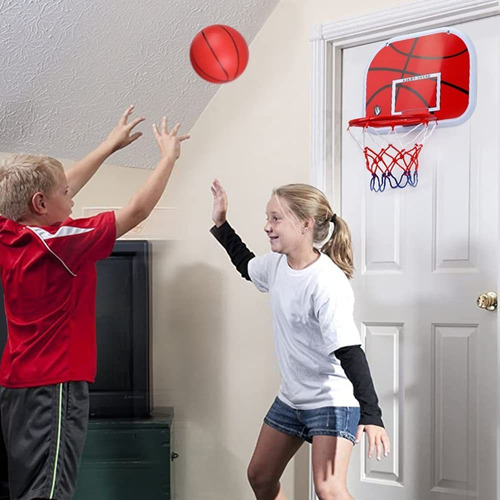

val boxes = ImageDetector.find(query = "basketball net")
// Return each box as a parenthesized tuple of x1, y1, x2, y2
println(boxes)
(348, 112, 437, 192)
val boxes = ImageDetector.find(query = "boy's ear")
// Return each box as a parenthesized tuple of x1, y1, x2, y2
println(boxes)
(31, 192, 47, 215)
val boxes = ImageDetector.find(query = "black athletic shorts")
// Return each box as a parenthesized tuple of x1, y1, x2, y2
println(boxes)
(0, 382, 89, 500)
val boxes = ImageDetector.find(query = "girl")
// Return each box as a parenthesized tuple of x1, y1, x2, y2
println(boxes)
(210, 179, 390, 500)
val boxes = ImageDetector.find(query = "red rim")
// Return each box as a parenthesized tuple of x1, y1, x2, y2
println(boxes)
(348, 111, 437, 129)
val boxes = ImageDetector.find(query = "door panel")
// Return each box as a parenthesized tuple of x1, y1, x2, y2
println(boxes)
(341, 16, 499, 500)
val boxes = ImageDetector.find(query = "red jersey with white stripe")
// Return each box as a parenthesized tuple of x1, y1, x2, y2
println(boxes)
(0, 211, 116, 388)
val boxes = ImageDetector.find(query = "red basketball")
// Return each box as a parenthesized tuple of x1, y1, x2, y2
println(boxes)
(190, 25, 249, 83)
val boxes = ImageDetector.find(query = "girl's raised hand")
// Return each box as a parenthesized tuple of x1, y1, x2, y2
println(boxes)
(211, 179, 228, 227)
(356, 424, 391, 461)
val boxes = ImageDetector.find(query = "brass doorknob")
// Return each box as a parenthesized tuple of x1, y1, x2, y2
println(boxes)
(477, 292, 498, 311)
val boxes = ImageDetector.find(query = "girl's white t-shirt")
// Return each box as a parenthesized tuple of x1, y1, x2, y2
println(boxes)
(248, 251, 361, 409)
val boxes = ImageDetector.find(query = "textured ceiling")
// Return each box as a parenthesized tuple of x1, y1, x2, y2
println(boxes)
(0, 0, 280, 168)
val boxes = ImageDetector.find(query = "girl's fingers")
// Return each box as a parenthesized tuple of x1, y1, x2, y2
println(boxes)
(213, 179, 227, 200)
(218, 183, 227, 197)
(382, 434, 391, 456)
(375, 435, 382, 460)
(368, 435, 375, 458)
(355, 425, 364, 444)
(178, 134, 190, 142)
(161, 116, 168, 135)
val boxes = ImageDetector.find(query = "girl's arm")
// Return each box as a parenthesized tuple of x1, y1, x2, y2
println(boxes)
(210, 221, 255, 281)
(334, 345, 383, 427)
(210, 179, 255, 281)
(335, 344, 391, 459)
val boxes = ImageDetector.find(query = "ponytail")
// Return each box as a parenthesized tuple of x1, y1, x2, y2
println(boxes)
(320, 214, 354, 279)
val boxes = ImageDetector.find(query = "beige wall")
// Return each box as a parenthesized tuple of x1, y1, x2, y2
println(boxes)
(2, 0, 413, 498)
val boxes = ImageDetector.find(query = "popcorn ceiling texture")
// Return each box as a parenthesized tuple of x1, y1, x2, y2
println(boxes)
(0, 0, 279, 168)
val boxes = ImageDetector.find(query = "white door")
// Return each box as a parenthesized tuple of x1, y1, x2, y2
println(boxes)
(341, 16, 499, 500)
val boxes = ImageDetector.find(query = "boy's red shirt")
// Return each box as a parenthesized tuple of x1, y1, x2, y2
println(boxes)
(0, 211, 116, 388)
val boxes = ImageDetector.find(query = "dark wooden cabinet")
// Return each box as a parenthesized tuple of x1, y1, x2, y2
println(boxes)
(74, 407, 174, 500)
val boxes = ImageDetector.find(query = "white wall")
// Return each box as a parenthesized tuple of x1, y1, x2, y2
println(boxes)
(1, 0, 413, 498)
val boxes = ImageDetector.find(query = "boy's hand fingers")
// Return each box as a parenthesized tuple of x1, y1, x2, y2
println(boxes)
(128, 116, 145, 131)
(120, 105, 134, 125)
(171, 123, 181, 136)
(161, 116, 168, 135)
(128, 132, 143, 144)
(152, 123, 160, 140)
(178, 134, 190, 142)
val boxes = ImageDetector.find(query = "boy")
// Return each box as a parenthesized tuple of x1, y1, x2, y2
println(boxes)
(0, 106, 189, 500)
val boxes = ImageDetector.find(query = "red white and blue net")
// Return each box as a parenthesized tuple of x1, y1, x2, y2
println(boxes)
(348, 112, 437, 192)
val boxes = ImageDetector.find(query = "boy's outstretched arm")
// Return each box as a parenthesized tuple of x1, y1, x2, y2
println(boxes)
(66, 105, 145, 198)
(115, 117, 189, 239)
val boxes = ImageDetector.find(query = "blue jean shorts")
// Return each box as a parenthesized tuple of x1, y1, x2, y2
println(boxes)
(264, 397, 360, 444)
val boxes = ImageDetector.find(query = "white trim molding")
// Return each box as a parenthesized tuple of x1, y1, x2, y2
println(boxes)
(308, 2, 500, 499)
(309, 0, 500, 204)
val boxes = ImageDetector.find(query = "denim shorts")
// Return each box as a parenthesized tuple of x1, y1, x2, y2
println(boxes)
(264, 397, 360, 444)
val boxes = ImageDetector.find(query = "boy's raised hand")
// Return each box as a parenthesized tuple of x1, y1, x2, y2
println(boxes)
(210, 179, 228, 227)
(103, 105, 145, 154)
(152, 116, 190, 162)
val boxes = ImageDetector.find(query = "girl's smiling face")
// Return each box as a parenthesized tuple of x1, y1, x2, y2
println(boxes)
(264, 195, 305, 255)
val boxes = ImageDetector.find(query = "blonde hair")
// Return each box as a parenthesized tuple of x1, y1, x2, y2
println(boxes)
(273, 183, 354, 279)
(0, 154, 64, 221)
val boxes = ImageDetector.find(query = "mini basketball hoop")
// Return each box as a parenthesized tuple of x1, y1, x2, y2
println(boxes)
(348, 111, 438, 192)
(350, 27, 477, 192)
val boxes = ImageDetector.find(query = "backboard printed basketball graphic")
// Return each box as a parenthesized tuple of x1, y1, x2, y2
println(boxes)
(364, 27, 477, 126)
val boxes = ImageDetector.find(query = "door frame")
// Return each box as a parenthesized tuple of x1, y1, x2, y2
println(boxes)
(308, 1, 500, 498)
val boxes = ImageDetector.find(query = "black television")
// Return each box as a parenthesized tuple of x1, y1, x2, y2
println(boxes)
(0, 239, 152, 419)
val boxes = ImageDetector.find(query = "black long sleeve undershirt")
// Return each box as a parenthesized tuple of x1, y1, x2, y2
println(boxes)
(210, 220, 384, 427)
(334, 345, 384, 427)
(210, 221, 255, 280)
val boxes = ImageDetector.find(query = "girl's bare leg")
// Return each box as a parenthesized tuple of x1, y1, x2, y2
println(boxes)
(247, 423, 304, 500)
(311, 435, 355, 500)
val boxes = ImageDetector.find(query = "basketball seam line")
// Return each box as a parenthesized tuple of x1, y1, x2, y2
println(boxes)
(201, 29, 229, 82)
(388, 44, 468, 60)
(395, 37, 418, 102)
(218, 25, 240, 79)
(191, 56, 226, 83)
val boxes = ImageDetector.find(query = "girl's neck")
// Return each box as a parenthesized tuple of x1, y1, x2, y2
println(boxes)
(286, 246, 320, 270)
